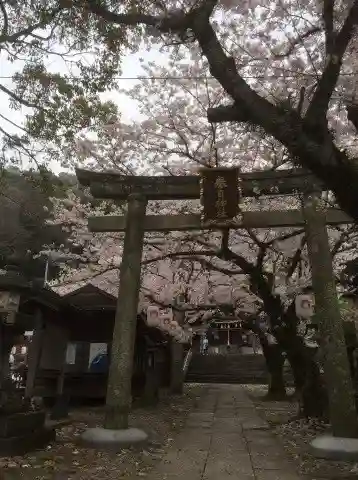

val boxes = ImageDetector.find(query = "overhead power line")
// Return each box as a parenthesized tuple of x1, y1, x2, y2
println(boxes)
(0, 72, 356, 81)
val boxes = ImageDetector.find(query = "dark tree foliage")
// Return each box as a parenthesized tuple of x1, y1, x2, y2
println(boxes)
(0, 168, 72, 280)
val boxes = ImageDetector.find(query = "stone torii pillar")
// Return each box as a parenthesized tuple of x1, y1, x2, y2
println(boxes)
(303, 192, 358, 459)
(82, 194, 149, 449)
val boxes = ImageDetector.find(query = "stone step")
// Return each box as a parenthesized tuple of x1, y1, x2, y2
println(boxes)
(186, 353, 294, 386)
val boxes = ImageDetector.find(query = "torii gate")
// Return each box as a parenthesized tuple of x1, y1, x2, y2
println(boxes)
(76, 167, 357, 439)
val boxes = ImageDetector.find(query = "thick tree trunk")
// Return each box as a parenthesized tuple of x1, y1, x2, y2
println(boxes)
(254, 329, 286, 399)
(278, 326, 329, 418)
(264, 345, 286, 399)
(226, 250, 327, 416)
(170, 340, 184, 395)
(170, 305, 185, 395)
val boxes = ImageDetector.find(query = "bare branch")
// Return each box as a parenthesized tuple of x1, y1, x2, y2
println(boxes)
(0, 7, 63, 44)
(322, 0, 335, 53)
(0, 1, 8, 37)
(0, 83, 44, 110)
(85, 0, 189, 32)
(207, 103, 248, 123)
(347, 102, 358, 132)
(221, 229, 229, 251)
(286, 235, 307, 280)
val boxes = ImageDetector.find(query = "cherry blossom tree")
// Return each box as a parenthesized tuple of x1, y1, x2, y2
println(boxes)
(47, 187, 315, 403)
(74, 0, 358, 222)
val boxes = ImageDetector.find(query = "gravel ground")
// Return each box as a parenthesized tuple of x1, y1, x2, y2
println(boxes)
(244, 384, 358, 480)
(0, 385, 201, 480)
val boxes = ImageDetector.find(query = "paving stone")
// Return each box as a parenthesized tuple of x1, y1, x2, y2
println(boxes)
(241, 419, 270, 430)
(244, 429, 277, 445)
(212, 417, 242, 433)
(157, 451, 207, 474)
(203, 473, 255, 480)
(255, 470, 303, 480)
(187, 412, 214, 421)
(250, 451, 292, 470)
(210, 433, 247, 453)
(214, 410, 236, 418)
(175, 433, 211, 450)
(249, 443, 286, 455)
(186, 412, 213, 429)
(203, 454, 253, 477)
(153, 474, 202, 480)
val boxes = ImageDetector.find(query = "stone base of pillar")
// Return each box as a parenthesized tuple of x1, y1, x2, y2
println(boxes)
(311, 435, 358, 461)
(81, 427, 148, 452)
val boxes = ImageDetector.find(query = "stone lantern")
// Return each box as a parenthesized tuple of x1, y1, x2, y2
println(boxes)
(0, 266, 55, 455)
(0, 266, 26, 389)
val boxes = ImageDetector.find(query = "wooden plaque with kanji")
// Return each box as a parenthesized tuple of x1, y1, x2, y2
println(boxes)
(199, 167, 241, 223)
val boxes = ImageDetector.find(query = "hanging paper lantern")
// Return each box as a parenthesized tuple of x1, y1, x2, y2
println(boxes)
(174, 330, 184, 341)
(146, 306, 160, 328)
(160, 314, 172, 332)
(183, 330, 193, 340)
(168, 320, 180, 336)
(179, 332, 190, 344)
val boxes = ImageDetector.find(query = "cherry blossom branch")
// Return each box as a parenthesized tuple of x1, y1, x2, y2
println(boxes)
(82, 1, 358, 222)
(141, 287, 233, 312)
(273, 26, 322, 59)
(219, 245, 285, 328)
(178, 256, 244, 276)
(286, 235, 307, 280)
(142, 249, 217, 265)
(306, 1, 358, 121)
(331, 225, 358, 257)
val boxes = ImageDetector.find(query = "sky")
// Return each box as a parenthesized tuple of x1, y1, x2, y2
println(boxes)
(0, 45, 169, 173)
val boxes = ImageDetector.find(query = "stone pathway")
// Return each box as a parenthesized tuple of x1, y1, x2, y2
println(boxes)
(148, 384, 303, 480)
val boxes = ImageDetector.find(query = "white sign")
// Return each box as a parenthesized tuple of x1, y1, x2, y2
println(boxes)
(88, 343, 107, 368)
(295, 294, 314, 319)
(65, 343, 77, 365)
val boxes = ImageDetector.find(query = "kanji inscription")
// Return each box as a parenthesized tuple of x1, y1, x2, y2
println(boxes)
(199, 167, 241, 224)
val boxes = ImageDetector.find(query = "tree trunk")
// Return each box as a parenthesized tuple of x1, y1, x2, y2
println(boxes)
(170, 340, 184, 395)
(265, 345, 286, 399)
(278, 326, 329, 418)
(227, 250, 327, 417)
(256, 331, 286, 399)
(170, 305, 185, 395)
